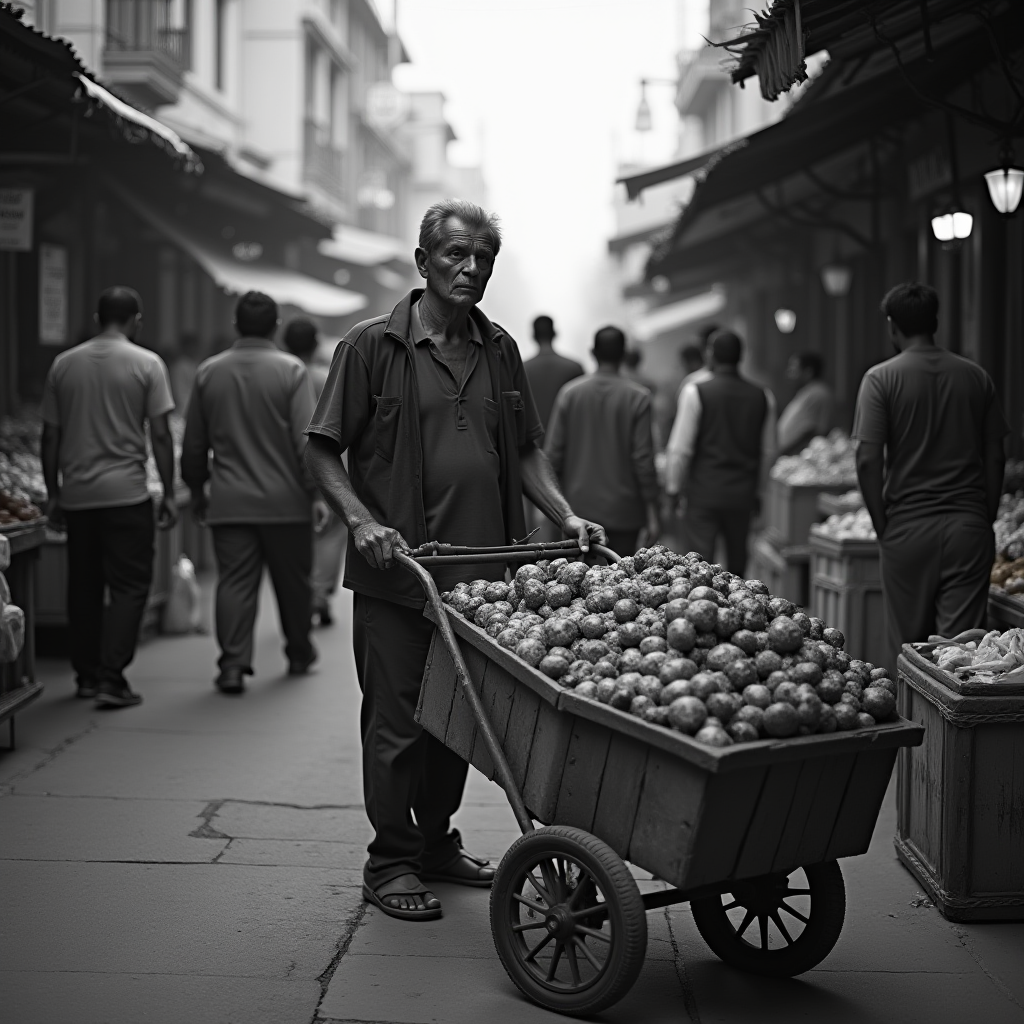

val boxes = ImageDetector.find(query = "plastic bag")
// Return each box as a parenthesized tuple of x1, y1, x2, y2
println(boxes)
(162, 555, 202, 635)
(0, 603, 25, 662)
(0, 534, 10, 571)
(0, 570, 9, 608)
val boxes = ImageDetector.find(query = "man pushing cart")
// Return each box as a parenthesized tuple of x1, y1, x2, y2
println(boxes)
(305, 199, 605, 922)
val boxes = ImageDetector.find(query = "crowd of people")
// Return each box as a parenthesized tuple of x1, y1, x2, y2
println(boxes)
(38, 199, 1006, 922)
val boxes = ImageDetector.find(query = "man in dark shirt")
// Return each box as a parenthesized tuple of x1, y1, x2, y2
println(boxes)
(664, 330, 776, 574)
(182, 291, 324, 694)
(304, 199, 605, 922)
(853, 282, 1007, 665)
(523, 315, 584, 429)
(546, 326, 660, 555)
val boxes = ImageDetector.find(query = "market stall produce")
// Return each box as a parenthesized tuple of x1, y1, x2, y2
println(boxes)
(770, 430, 858, 489)
(407, 540, 922, 1014)
(442, 546, 898, 746)
(815, 508, 876, 541)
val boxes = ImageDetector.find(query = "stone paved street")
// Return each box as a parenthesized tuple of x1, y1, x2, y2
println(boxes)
(2, 580, 1024, 1024)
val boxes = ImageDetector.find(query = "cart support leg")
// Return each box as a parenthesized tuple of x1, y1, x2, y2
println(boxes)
(397, 552, 536, 837)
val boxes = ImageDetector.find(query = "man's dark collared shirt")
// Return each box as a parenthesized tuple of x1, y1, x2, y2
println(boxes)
(411, 301, 507, 591)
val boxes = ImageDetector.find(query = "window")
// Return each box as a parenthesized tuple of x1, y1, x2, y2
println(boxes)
(215, 0, 227, 91)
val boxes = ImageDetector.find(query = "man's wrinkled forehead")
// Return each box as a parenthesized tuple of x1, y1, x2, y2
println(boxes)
(437, 217, 495, 256)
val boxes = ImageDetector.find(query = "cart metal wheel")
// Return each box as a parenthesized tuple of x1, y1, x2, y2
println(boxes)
(690, 861, 846, 977)
(490, 826, 647, 1016)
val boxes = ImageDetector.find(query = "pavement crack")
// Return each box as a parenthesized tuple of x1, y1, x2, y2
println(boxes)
(664, 906, 703, 1024)
(0, 721, 99, 795)
(950, 925, 1024, 1011)
(190, 799, 231, 839)
(312, 901, 368, 1024)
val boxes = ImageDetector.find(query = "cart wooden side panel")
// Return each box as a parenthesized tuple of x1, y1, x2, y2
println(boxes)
(419, 606, 923, 892)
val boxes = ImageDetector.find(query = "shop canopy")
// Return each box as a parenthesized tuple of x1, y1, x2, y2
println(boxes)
(115, 185, 367, 318)
(632, 287, 726, 342)
(318, 225, 412, 266)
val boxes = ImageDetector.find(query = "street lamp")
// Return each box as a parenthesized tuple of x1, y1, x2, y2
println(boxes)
(634, 77, 676, 133)
(820, 265, 852, 297)
(984, 147, 1024, 216)
(774, 308, 797, 333)
(930, 210, 973, 242)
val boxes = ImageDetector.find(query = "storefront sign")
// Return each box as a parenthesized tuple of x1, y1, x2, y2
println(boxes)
(907, 150, 953, 202)
(39, 244, 68, 346)
(0, 188, 34, 251)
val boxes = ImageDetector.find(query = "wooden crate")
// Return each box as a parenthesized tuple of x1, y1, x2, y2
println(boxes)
(419, 606, 923, 892)
(809, 530, 887, 669)
(896, 647, 1024, 921)
(764, 478, 850, 548)
(750, 532, 809, 608)
(988, 587, 1024, 631)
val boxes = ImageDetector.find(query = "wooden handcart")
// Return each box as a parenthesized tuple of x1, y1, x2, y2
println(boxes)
(398, 542, 924, 1016)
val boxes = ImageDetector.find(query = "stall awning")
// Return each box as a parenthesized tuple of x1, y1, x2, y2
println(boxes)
(318, 225, 411, 266)
(632, 287, 725, 342)
(114, 185, 367, 317)
(617, 145, 729, 202)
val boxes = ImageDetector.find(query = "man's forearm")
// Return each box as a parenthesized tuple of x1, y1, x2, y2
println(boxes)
(520, 447, 574, 527)
(856, 450, 887, 538)
(305, 435, 377, 531)
(152, 435, 176, 497)
(41, 425, 60, 499)
(666, 453, 690, 496)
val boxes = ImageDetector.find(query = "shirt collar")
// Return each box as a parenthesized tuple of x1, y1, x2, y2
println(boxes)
(411, 299, 483, 347)
(233, 337, 278, 350)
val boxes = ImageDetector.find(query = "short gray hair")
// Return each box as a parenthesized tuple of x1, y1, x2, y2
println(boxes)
(418, 198, 502, 257)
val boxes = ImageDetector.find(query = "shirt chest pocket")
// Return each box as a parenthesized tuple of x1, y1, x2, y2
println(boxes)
(373, 396, 403, 462)
(502, 390, 527, 449)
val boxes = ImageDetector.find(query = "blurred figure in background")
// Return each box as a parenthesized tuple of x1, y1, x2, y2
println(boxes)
(679, 342, 706, 385)
(523, 315, 583, 540)
(183, 291, 324, 694)
(40, 286, 178, 708)
(778, 352, 833, 456)
(665, 330, 776, 575)
(546, 326, 660, 555)
(169, 331, 202, 418)
(284, 317, 346, 627)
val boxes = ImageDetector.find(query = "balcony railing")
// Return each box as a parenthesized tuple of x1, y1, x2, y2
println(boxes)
(105, 0, 190, 69)
(304, 120, 346, 203)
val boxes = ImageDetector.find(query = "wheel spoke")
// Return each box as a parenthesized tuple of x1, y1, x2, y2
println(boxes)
(524, 931, 554, 963)
(526, 871, 554, 906)
(758, 913, 769, 950)
(512, 920, 548, 933)
(721, 899, 741, 911)
(545, 940, 564, 981)
(513, 891, 547, 915)
(735, 908, 756, 939)
(539, 860, 562, 903)
(784, 887, 811, 896)
(567, 870, 594, 909)
(770, 909, 794, 945)
(565, 938, 582, 986)
(571, 903, 607, 923)
(778, 899, 809, 924)
(572, 935, 602, 970)
(558, 857, 567, 890)
(576, 924, 612, 943)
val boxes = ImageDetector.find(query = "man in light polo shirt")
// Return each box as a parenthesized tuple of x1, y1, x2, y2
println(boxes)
(41, 286, 178, 708)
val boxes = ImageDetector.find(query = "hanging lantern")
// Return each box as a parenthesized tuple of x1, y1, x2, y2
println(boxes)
(820, 265, 852, 297)
(930, 210, 973, 242)
(984, 165, 1024, 216)
(774, 308, 797, 333)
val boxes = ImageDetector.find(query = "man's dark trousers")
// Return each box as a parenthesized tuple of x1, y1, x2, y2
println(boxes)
(353, 592, 468, 890)
(879, 512, 993, 669)
(211, 524, 314, 674)
(65, 499, 154, 686)
(605, 529, 641, 558)
(684, 505, 752, 576)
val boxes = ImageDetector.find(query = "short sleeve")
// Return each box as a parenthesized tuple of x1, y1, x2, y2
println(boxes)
(146, 356, 176, 419)
(40, 363, 61, 426)
(511, 344, 545, 447)
(305, 339, 373, 452)
(983, 374, 1010, 442)
(851, 370, 888, 445)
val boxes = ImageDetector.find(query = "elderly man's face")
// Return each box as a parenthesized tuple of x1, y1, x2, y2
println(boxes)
(416, 216, 495, 308)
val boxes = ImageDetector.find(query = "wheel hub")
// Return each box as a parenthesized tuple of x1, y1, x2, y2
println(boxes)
(544, 905, 575, 940)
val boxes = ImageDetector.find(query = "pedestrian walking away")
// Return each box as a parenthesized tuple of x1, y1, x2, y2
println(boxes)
(305, 198, 606, 922)
(545, 325, 661, 556)
(40, 286, 178, 708)
(778, 351, 833, 456)
(284, 317, 347, 628)
(664, 329, 777, 575)
(182, 291, 327, 695)
(853, 282, 1007, 669)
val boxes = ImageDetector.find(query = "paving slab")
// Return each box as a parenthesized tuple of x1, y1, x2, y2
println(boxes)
(0, 794, 225, 863)
(212, 799, 372, 843)
(2, 970, 320, 1024)
(0, 860, 361, 979)
(217, 837, 368, 872)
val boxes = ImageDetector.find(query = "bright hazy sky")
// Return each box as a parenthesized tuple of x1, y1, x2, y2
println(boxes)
(391, 0, 702, 363)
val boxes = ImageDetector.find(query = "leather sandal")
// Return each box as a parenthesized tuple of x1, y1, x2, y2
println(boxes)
(421, 849, 495, 888)
(362, 874, 442, 921)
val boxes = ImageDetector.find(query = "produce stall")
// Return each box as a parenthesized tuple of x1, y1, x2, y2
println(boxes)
(409, 541, 923, 1014)
(0, 521, 46, 746)
(897, 631, 1024, 922)
(989, 490, 1024, 629)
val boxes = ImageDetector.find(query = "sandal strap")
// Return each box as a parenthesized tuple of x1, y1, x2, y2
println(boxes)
(431, 849, 491, 873)
(374, 874, 436, 900)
